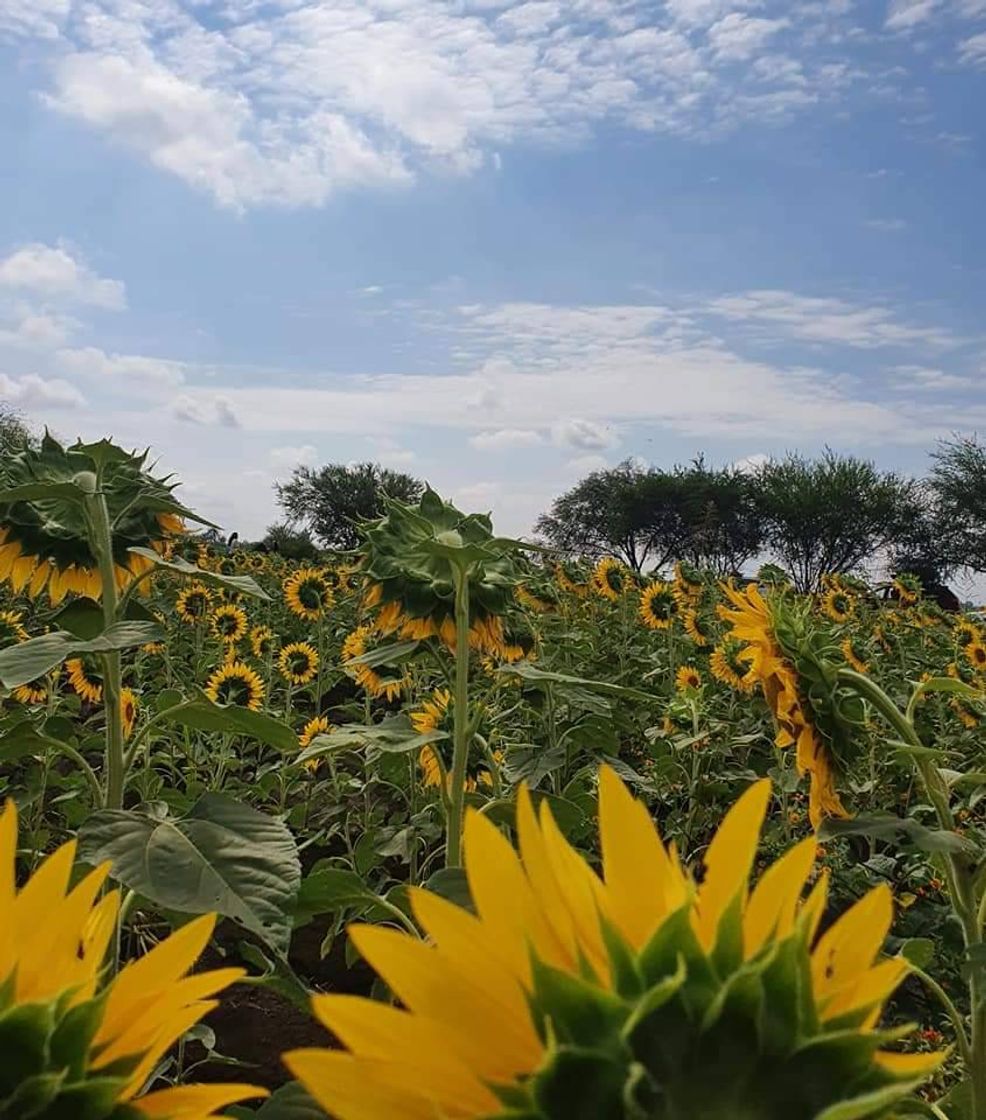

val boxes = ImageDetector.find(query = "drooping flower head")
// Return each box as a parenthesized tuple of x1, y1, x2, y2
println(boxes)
(0, 609, 27, 647)
(682, 608, 713, 647)
(286, 768, 940, 1120)
(718, 582, 860, 827)
(66, 655, 104, 705)
(710, 638, 757, 692)
(0, 435, 194, 603)
(821, 587, 855, 624)
(250, 624, 276, 659)
(841, 636, 871, 675)
(342, 625, 406, 702)
(0, 801, 266, 1119)
(893, 574, 921, 607)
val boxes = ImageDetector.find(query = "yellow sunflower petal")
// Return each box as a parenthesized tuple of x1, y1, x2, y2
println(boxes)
(133, 1083, 268, 1119)
(811, 883, 893, 1007)
(743, 837, 816, 959)
(284, 1051, 437, 1120)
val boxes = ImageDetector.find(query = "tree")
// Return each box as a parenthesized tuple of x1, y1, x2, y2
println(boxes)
(668, 458, 763, 575)
(754, 450, 919, 592)
(260, 522, 319, 560)
(275, 462, 423, 551)
(0, 405, 33, 457)
(929, 435, 986, 574)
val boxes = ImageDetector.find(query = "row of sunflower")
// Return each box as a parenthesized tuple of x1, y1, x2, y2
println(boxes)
(1, 436, 985, 1117)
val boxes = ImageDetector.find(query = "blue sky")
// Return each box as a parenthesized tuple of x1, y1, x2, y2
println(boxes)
(1, 0, 985, 567)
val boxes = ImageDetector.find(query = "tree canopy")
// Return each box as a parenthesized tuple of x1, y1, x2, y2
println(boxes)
(929, 435, 986, 575)
(275, 461, 423, 551)
(0, 406, 33, 458)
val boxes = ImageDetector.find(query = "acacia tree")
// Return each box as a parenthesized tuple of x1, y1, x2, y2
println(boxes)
(669, 458, 763, 575)
(0, 405, 33, 457)
(929, 435, 986, 574)
(276, 462, 423, 551)
(754, 450, 919, 592)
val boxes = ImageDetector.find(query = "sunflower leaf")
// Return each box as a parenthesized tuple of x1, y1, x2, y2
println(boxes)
(128, 547, 270, 600)
(0, 623, 164, 688)
(155, 700, 297, 752)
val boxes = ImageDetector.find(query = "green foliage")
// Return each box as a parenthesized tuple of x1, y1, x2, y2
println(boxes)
(930, 435, 986, 574)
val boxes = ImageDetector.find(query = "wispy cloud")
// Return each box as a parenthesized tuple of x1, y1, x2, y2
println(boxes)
(0, 242, 125, 309)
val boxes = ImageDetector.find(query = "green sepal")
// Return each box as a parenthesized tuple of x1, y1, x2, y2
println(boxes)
(637, 905, 717, 1019)
(35, 1074, 133, 1120)
(531, 1048, 629, 1120)
(0, 1070, 67, 1118)
(598, 914, 645, 1000)
(812, 1079, 928, 1120)
(49, 992, 109, 1081)
(529, 957, 629, 1054)
(0, 1001, 56, 1096)
(758, 929, 816, 1054)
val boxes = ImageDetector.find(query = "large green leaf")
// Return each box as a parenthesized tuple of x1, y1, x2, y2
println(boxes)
(0, 717, 73, 762)
(0, 622, 164, 687)
(292, 866, 381, 927)
(129, 547, 269, 600)
(79, 793, 301, 954)
(818, 813, 977, 855)
(157, 699, 297, 752)
(296, 717, 446, 764)
(497, 661, 653, 703)
(343, 639, 420, 669)
(228, 1082, 323, 1120)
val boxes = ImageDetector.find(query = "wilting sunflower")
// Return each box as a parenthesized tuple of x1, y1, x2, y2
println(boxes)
(965, 639, 986, 673)
(205, 661, 265, 711)
(0, 435, 192, 604)
(591, 556, 628, 601)
(65, 656, 103, 705)
(411, 689, 493, 792)
(682, 608, 712, 646)
(0, 608, 27, 647)
(284, 567, 334, 622)
(821, 587, 855, 624)
(709, 639, 756, 692)
(210, 603, 248, 645)
(893, 574, 921, 606)
(298, 715, 330, 772)
(554, 560, 588, 597)
(250, 624, 275, 659)
(502, 617, 537, 664)
(279, 641, 320, 686)
(516, 583, 558, 613)
(120, 686, 138, 739)
(639, 581, 678, 630)
(719, 583, 847, 827)
(675, 664, 702, 691)
(841, 637, 870, 675)
(952, 698, 981, 730)
(0, 801, 266, 1119)
(176, 582, 213, 624)
(286, 768, 940, 1120)
(673, 559, 703, 599)
(342, 626, 405, 702)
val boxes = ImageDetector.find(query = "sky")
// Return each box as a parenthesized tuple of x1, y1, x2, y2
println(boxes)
(1, 0, 985, 563)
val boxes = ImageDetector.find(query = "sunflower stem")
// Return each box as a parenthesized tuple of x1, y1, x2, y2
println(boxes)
(445, 566, 471, 868)
(85, 488, 126, 811)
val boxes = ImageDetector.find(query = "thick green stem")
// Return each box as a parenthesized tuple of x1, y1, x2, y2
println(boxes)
(86, 490, 126, 810)
(445, 568, 471, 868)
(838, 668, 986, 1118)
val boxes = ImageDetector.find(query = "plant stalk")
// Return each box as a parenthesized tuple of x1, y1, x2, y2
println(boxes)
(445, 567, 471, 868)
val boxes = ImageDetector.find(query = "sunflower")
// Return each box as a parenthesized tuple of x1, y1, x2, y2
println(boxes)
(176, 582, 213, 623)
(411, 689, 492, 791)
(250, 624, 276, 659)
(65, 656, 103, 705)
(0, 435, 190, 604)
(279, 641, 320, 686)
(673, 559, 703, 599)
(502, 617, 537, 664)
(284, 567, 334, 621)
(965, 639, 986, 673)
(893, 574, 921, 606)
(298, 715, 330, 772)
(12, 675, 50, 705)
(709, 640, 757, 692)
(554, 561, 588, 597)
(591, 556, 628, 601)
(675, 664, 702, 691)
(205, 661, 265, 711)
(841, 637, 870, 675)
(342, 626, 405, 702)
(952, 698, 980, 730)
(956, 618, 983, 648)
(120, 686, 138, 739)
(286, 768, 940, 1120)
(0, 608, 27, 646)
(410, 688, 452, 736)
(682, 608, 712, 646)
(210, 603, 248, 645)
(516, 583, 557, 613)
(821, 587, 855, 624)
(639, 581, 678, 630)
(719, 582, 846, 827)
(0, 801, 265, 1118)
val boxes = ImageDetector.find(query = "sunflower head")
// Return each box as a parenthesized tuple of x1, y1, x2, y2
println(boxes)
(286, 769, 940, 1120)
(120, 686, 138, 738)
(675, 664, 702, 691)
(279, 641, 320, 686)
(682, 608, 713, 646)
(502, 614, 538, 664)
(955, 618, 982, 648)
(516, 581, 559, 614)
(893, 573, 922, 607)
(840, 636, 870, 675)
(342, 625, 406, 702)
(757, 562, 791, 588)
(555, 560, 589, 597)
(358, 486, 522, 638)
(284, 567, 335, 621)
(639, 581, 678, 630)
(952, 698, 981, 730)
(250, 624, 276, 659)
(176, 582, 213, 623)
(0, 609, 27, 647)
(210, 603, 248, 644)
(298, 714, 331, 771)
(0, 433, 195, 604)
(965, 639, 986, 672)
(821, 587, 855, 624)
(591, 556, 628, 601)
(205, 660, 265, 711)
(65, 655, 104, 705)
(0, 800, 266, 1119)
(710, 638, 756, 692)
(12, 675, 50, 705)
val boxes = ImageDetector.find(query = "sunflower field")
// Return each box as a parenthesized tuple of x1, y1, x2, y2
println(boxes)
(3, 435, 986, 1119)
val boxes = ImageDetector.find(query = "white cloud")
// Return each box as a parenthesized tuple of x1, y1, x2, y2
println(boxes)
(470, 427, 543, 450)
(551, 417, 619, 450)
(885, 0, 939, 29)
(0, 372, 84, 408)
(1, 0, 870, 210)
(56, 346, 185, 388)
(269, 444, 318, 473)
(732, 452, 770, 474)
(0, 0, 67, 42)
(891, 365, 982, 391)
(171, 393, 240, 427)
(566, 453, 610, 474)
(958, 31, 986, 66)
(704, 289, 956, 348)
(0, 311, 79, 349)
(0, 243, 125, 309)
